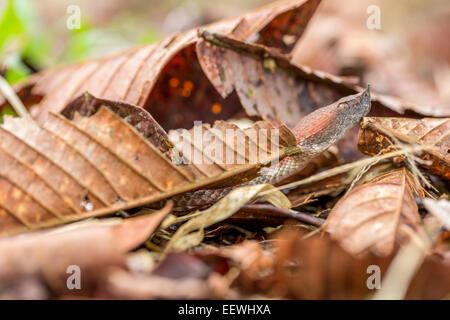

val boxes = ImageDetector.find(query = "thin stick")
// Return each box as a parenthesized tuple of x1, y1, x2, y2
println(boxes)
(0, 75, 29, 118)
(240, 204, 325, 227)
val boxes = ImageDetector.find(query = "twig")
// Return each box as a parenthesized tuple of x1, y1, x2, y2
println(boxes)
(240, 204, 325, 227)
(0, 75, 29, 118)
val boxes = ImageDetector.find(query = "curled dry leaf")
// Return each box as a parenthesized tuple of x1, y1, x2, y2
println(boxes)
(0, 202, 172, 297)
(0, 95, 297, 236)
(358, 117, 450, 179)
(324, 168, 425, 256)
(0, 0, 321, 126)
(166, 184, 291, 251)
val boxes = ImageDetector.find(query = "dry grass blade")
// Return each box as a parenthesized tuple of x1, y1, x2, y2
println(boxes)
(0, 75, 29, 118)
(324, 168, 426, 256)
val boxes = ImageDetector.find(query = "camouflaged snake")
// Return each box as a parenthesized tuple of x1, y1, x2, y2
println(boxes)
(172, 87, 371, 208)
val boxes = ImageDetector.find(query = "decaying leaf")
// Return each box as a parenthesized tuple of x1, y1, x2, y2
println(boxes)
(0, 0, 432, 148)
(195, 31, 434, 161)
(0, 202, 172, 297)
(106, 269, 213, 300)
(358, 117, 450, 179)
(107, 240, 268, 299)
(166, 184, 291, 251)
(0, 96, 297, 236)
(292, 0, 450, 118)
(198, 31, 438, 124)
(0, 0, 321, 126)
(262, 229, 450, 300)
(324, 168, 426, 256)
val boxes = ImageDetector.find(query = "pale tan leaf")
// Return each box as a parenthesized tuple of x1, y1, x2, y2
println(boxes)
(166, 184, 291, 251)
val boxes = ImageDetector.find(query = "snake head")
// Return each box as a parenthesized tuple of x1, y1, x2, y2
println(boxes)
(293, 86, 371, 152)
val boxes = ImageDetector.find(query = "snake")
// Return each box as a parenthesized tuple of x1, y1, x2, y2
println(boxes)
(171, 87, 371, 208)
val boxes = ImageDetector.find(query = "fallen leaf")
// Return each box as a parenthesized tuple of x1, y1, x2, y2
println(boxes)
(0, 0, 321, 125)
(358, 117, 450, 179)
(324, 168, 425, 256)
(264, 229, 450, 299)
(0, 202, 172, 297)
(0, 96, 296, 236)
(292, 0, 450, 117)
(197, 31, 433, 161)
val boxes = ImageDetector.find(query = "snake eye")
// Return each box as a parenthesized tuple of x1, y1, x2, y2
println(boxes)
(338, 103, 347, 109)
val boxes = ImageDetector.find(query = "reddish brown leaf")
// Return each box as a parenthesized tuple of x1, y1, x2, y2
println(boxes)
(196, 31, 435, 161)
(324, 168, 425, 256)
(0, 203, 172, 297)
(358, 117, 450, 179)
(0, 0, 321, 125)
(263, 229, 450, 300)
(0, 96, 297, 236)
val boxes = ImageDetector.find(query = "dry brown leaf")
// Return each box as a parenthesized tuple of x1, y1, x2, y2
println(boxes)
(108, 241, 270, 299)
(262, 229, 450, 300)
(196, 31, 436, 162)
(0, 95, 296, 236)
(0, 0, 321, 125)
(358, 117, 450, 179)
(292, 0, 450, 117)
(324, 168, 425, 256)
(106, 269, 213, 300)
(0, 202, 172, 297)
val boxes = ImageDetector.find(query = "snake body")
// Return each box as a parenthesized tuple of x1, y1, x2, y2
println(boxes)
(172, 88, 372, 209)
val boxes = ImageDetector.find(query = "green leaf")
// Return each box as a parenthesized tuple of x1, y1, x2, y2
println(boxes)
(0, 105, 17, 124)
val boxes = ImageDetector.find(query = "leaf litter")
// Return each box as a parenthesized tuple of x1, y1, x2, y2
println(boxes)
(0, 0, 448, 300)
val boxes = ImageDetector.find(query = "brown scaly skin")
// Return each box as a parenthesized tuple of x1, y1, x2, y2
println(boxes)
(173, 87, 371, 208)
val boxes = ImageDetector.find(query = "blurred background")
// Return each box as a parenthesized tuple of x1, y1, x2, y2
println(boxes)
(0, 0, 449, 109)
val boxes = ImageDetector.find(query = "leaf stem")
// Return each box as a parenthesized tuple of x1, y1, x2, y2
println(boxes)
(0, 75, 29, 118)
